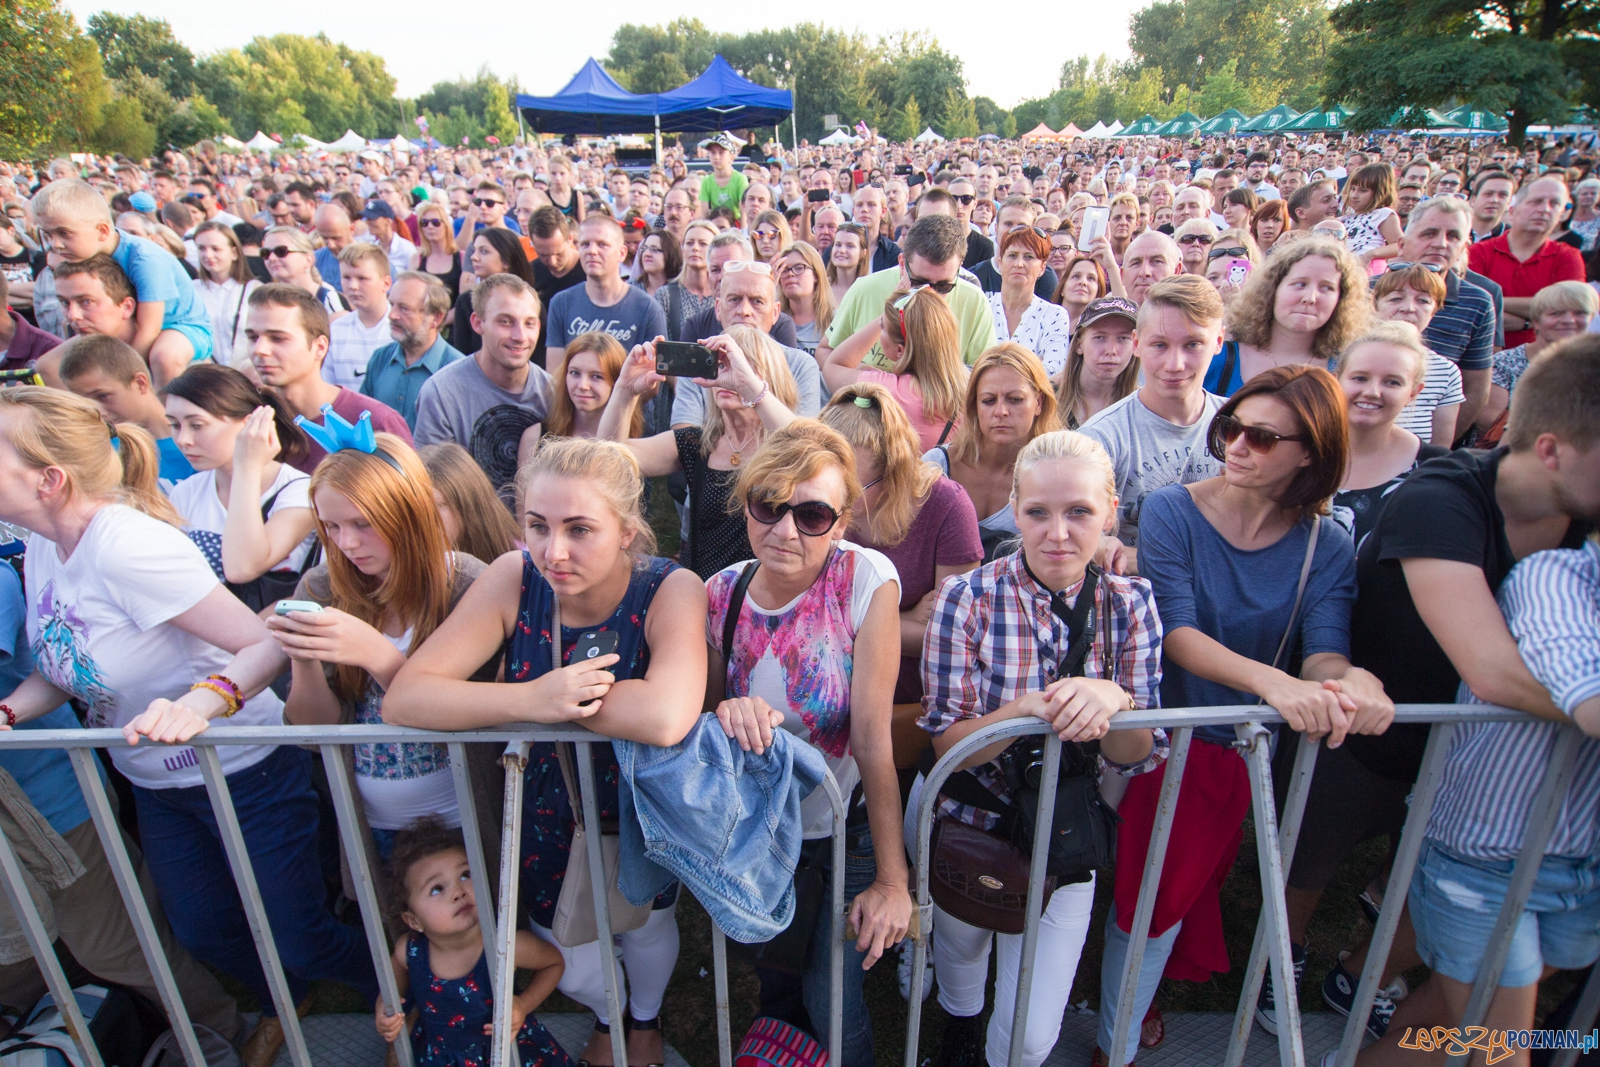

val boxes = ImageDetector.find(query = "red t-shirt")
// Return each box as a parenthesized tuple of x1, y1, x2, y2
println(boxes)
(1467, 233, 1586, 347)
(293, 387, 414, 472)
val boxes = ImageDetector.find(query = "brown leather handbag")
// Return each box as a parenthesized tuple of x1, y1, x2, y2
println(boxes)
(929, 818, 1057, 934)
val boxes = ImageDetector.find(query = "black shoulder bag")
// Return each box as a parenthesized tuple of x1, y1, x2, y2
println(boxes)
(924, 564, 1122, 933)
(224, 486, 322, 613)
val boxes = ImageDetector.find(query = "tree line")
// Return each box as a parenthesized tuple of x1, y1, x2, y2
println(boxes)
(1, 0, 1593, 158)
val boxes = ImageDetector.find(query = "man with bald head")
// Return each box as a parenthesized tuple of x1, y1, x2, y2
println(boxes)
(675, 231, 799, 347)
(1121, 230, 1183, 306)
(313, 203, 353, 292)
(545, 215, 666, 368)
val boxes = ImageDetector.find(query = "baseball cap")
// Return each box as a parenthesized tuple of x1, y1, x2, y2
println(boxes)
(706, 133, 738, 153)
(362, 198, 396, 220)
(1076, 296, 1139, 331)
(129, 191, 158, 213)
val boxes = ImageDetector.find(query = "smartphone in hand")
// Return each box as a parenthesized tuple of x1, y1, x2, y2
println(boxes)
(1077, 206, 1110, 252)
(654, 341, 719, 379)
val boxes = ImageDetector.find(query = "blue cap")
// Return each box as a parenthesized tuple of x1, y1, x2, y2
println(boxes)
(129, 191, 157, 213)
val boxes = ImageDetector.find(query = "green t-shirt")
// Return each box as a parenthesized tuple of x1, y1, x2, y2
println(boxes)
(699, 171, 749, 217)
(826, 267, 998, 370)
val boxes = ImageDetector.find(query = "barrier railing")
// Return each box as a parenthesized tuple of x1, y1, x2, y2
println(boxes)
(4, 707, 1591, 1067)
(0, 723, 846, 1067)
(904, 704, 1596, 1067)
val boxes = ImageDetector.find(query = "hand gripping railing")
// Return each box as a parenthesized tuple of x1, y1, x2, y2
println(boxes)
(904, 704, 1565, 1067)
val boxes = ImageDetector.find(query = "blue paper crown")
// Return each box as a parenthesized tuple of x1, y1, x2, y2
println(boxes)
(294, 406, 405, 474)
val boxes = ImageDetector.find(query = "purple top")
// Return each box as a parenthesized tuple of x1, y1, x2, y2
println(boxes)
(855, 476, 983, 704)
(1, 309, 61, 370)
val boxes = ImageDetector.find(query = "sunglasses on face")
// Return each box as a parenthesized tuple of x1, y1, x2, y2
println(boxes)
(1177, 234, 1214, 246)
(473, 198, 504, 208)
(906, 273, 956, 294)
(420, 217, 445, 227)
(1207, 246, 1249, 261)
(1387, 261, 1445, 273)
(1216, 414, 1305, 454)
(262, 246, 299, 258)
(747, 497, 841, 536)
(951, 194, 975, 206)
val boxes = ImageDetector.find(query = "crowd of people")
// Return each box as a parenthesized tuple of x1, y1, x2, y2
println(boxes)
(0, 124, 1596, 1067)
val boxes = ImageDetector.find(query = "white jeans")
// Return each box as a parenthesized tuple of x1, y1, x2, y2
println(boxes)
(533, 900, 681, 1025)
(933, 877, 1097, 1067)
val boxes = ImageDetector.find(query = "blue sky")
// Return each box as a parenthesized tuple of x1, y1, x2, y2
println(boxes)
(64, 0, 1147, 109)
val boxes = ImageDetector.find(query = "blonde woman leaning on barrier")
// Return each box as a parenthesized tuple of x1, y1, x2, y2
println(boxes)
(915, 430, 1165, 1067)
(0, 386, 376, 1066)
(386, 438, 707, 1067)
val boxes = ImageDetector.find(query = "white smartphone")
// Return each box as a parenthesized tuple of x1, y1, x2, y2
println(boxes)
(1077, 206, 1110, 251)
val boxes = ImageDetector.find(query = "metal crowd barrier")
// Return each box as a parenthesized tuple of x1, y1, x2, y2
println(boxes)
(4, 707, 1594, 1067)
(0, 723, 847, 1067)
(905, 704, 1598, 1067)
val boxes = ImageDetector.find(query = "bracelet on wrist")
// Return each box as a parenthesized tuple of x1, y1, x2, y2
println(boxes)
(742, 380, 770, 408)
(190, 675, 243, 717)
(0, 704, 14, 728)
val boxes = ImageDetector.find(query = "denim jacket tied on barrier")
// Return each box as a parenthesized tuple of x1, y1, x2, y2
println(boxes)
(613, 713, 829, 944)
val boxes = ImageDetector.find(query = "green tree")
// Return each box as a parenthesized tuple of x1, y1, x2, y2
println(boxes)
(1324, 0, 1594, 143)
(891, 94, 923, 142)
(938, 86, 979, 139)
(1127, 0, 1332, 107)
(91, 92, 156, 156)
(418, 68, 518, 145)
(972, 95, 1009, 135)
(194, 34, 399, 141)
(1195, 58, 1258, 115)
(87, 12, 194, 97)
(1, 0, 107, 154)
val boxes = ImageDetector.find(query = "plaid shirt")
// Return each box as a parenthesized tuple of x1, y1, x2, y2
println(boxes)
(920, 551, 1167, 829)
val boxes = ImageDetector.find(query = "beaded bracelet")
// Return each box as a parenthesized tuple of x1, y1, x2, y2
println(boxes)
(0, 704, 14, 728)
(190, 678, 242, 717)
(206, 674, 243, 703)
(741, 380, 770, 408)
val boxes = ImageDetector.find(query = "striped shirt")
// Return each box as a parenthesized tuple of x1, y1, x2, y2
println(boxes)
(1421, 272, 1496, 372)
(919, 551, 1168, 829)
(1394, 352, 1465, 439)
(1427, 540, 1600, 861)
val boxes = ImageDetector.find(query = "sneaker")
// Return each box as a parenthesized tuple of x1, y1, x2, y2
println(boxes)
(898, 940, 934, 1002)
(1254, 942, 1306, 1036)
(1322, 957, 1396, 1040)
(933, 1014, 983, 1067)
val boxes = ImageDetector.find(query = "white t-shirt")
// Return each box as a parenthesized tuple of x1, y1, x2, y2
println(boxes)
(25, 505, 284, 788)
(168, 464, 315, 580)
(324, 309, 394, 392)
(354, 627, 460, 830)
(713, 541, 899, 837)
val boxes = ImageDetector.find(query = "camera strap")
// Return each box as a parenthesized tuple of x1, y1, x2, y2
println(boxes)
(1022, 557, 1101, 680)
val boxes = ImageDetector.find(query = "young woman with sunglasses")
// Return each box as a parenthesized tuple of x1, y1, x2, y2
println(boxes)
(750, 210, 793, 267)
(1094, 366, 1394, 1067)
(261, 225, 349, 318)
(414, 201, 462, 307)
(706, 419, 911, 1067)
(1201, 229, 1262, 308)
(599, 326, 800, 579)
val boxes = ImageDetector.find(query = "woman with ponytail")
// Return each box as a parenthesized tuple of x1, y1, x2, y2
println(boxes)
(0, 386, 375, 1065)
(162, 363, 317, 610)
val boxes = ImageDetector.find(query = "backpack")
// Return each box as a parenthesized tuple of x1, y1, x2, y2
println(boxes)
(735, 1017, 829, 1067)
(0, 985, 168, 1067)
(140, 1025, 241, 1067)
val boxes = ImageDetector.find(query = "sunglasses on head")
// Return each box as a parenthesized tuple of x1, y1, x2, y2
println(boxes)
(1215, 413, 1305, 454)
(747, 497, 841, 536)
(261, 245, 299, 258)
(723, 260, 772, 276)
(1207, 246, 1249, 261)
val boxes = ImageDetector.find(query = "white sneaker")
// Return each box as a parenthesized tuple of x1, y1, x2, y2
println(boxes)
(898, 941, 934, 1002)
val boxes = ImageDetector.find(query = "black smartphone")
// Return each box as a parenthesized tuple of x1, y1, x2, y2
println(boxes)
(654, 341, 718, 379)
(806, 188, 832, 203)
(570, 630, 619, 663)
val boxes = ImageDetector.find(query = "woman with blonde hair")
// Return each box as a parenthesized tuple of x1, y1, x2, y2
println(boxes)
(776, 241, 835, 355)
(545, 331, 646, 440)
(925, 343, 1059, 561)
(268, 435, 483, 859)
(1108, 192, 1143, 265)
(414, 199, 462, 305)
(599, 326, 800, 578)
(656, 220, 718, 340)
(750, 210, 793, 266)
(1202, 228, 1263, 307)
(827, 223, 870, 306)
(822, 286, 970, 451)
(418, 442, 522, 565)
(262, 225, 348, 317)
(0, 386, 374, 1064)
(1204, 236, 1372, 397)
(820, 382, 982, 709)
(386, 437, 706, 1067)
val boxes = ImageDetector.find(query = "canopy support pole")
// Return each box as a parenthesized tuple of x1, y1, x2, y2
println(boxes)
(655, 114, 662, 165)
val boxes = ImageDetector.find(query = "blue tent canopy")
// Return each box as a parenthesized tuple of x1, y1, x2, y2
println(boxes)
(515, 55, 792, 136)
(654, 55, 793, 132)
(515, 58, 664, 135)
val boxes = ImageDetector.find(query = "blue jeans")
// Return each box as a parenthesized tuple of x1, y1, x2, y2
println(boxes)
(1097, 903, 1183, 1064)
(132, 746, 378, 1014)
(759, 828, 878, 1067)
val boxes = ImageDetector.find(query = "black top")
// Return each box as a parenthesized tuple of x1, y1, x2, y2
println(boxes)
(423, 255, 462, 306)
(678, 305, 799, 349)
(1344, 448, 1592, 781)
(532, 258, 584, 368)
(674, 427, 750, 580)
(449, 288, 482, 357)
(1333, 442, 1450, 547)
(963, 231, 995, 270)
